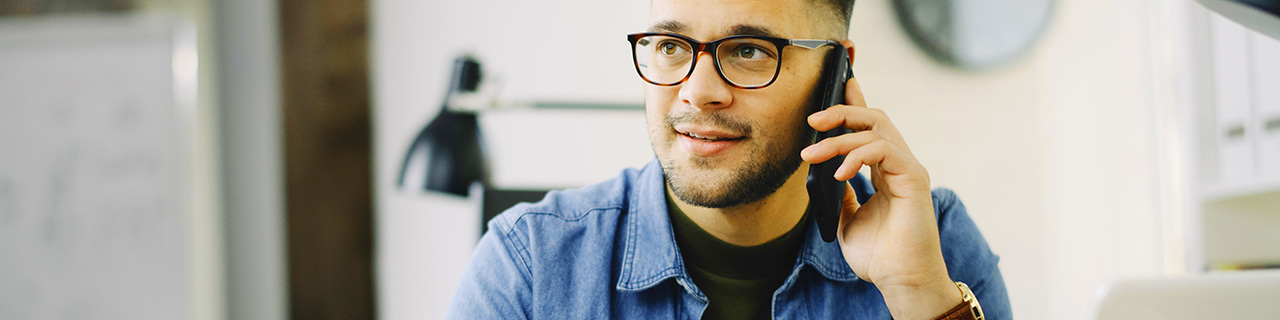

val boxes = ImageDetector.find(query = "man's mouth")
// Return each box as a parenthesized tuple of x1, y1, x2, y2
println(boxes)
(679, 131, 744, 142)
(673, 124, 746, 142)
(672, 125, 747, 157)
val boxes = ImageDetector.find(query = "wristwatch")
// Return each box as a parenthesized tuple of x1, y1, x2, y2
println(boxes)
(933, 281, 984, 320)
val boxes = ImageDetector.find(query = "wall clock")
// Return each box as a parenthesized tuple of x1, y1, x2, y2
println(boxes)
(892, 0, 1056, 71)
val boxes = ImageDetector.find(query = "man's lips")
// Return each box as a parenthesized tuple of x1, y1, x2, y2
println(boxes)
(673, 124, 746, 156)
(673, 124, 745, 142)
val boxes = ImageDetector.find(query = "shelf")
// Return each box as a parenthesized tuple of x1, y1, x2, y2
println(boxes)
(1200, 176, 1280, 204)
(1205, 268, 1280, 278)
(1208, 261, 1280, 272)
(1199, 194, 1280, 271)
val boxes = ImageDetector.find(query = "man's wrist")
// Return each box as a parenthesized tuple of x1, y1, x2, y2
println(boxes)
(878, 275, 963, 320)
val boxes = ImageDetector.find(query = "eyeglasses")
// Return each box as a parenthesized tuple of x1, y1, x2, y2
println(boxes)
(626, 32, 840, 89)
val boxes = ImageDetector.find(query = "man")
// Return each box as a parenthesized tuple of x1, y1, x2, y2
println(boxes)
(448, 0, 1010, 318)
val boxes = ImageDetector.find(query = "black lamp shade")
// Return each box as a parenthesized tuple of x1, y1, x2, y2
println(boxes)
(398, 109, 484, 196)
(397, 56, 487, 196)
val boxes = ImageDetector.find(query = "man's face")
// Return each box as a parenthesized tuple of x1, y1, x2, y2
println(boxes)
(645, 0, 830, 208)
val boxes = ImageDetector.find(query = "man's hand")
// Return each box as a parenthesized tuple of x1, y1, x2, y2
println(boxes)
(798, 40, 962, 320)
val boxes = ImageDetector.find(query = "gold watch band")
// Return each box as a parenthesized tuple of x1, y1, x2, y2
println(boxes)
(932, 281, 985, 320)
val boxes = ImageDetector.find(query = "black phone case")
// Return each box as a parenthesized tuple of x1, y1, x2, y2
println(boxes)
(807, 46, 853, 243)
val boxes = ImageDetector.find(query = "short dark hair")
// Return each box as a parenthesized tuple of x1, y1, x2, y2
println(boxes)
(809, 0, 855, 38)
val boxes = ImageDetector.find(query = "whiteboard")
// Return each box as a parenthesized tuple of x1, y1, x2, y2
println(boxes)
(0, 15, 196, 319)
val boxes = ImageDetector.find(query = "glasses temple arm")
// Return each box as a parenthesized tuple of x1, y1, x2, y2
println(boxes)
(788, 39, 841, 50)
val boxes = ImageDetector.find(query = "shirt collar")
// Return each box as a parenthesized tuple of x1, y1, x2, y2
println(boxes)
(615, 159, 873, 292)
(795, 170, 874, 282)
(615, 159, 687, 292)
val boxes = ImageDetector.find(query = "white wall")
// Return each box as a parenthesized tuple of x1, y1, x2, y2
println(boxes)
(373, 0, 1173, 319)
(1034, 1, 1167, 315)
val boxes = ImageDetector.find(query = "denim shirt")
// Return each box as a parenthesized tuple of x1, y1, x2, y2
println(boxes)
(447, 159, 1011, 319)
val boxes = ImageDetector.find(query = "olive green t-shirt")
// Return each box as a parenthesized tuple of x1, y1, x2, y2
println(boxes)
(666, 194, 810, 320)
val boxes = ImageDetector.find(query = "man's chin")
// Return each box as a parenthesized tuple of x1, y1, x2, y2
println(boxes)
(669, 151, 742, 171)
(661, 158, 752, 207)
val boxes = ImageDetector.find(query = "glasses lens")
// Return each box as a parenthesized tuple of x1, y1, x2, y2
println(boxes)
(634, 35, 693, 85)
(716, 38, 780, 87)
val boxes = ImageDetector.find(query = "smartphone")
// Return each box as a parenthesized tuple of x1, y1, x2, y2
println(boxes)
(807, 45, 853, 243)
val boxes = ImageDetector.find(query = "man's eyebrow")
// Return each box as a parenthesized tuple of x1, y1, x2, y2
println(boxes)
(647, 20, 687, 33)
(728, 24, 778, 38)
(645, 21, 779, 39)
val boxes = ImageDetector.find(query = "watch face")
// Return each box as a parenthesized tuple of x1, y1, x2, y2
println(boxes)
(893, 0, 1056, 71)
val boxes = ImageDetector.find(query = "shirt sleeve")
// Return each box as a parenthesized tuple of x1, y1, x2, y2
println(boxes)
(932, 188, 1013, 319)
(446, 224, 533, 320)
(971, 263, 1012, 319)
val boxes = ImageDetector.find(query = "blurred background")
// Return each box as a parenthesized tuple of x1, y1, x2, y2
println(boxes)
(1, 0, 1278, 319)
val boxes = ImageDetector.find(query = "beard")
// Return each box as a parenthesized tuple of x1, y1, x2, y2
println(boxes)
(655, 109, 812, 209)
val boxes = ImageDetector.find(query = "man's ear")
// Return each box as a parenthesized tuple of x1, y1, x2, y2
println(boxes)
(839, 39, 855, 67)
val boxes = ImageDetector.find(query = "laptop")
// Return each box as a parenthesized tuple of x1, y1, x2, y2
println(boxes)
(1092, 271, 1280, 319)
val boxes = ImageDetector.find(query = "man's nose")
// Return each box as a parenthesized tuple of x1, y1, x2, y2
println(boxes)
(677, 52, 733, 111)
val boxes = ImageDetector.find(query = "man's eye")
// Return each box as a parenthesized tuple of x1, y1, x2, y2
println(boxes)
(660, 43, 680, 55)
(734, 46, 766, 59)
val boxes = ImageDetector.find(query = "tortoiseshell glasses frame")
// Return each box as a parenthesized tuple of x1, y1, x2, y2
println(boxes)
(626, 32, 840, 89)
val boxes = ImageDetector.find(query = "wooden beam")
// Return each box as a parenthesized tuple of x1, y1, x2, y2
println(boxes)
(279, 0, 374, 318)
